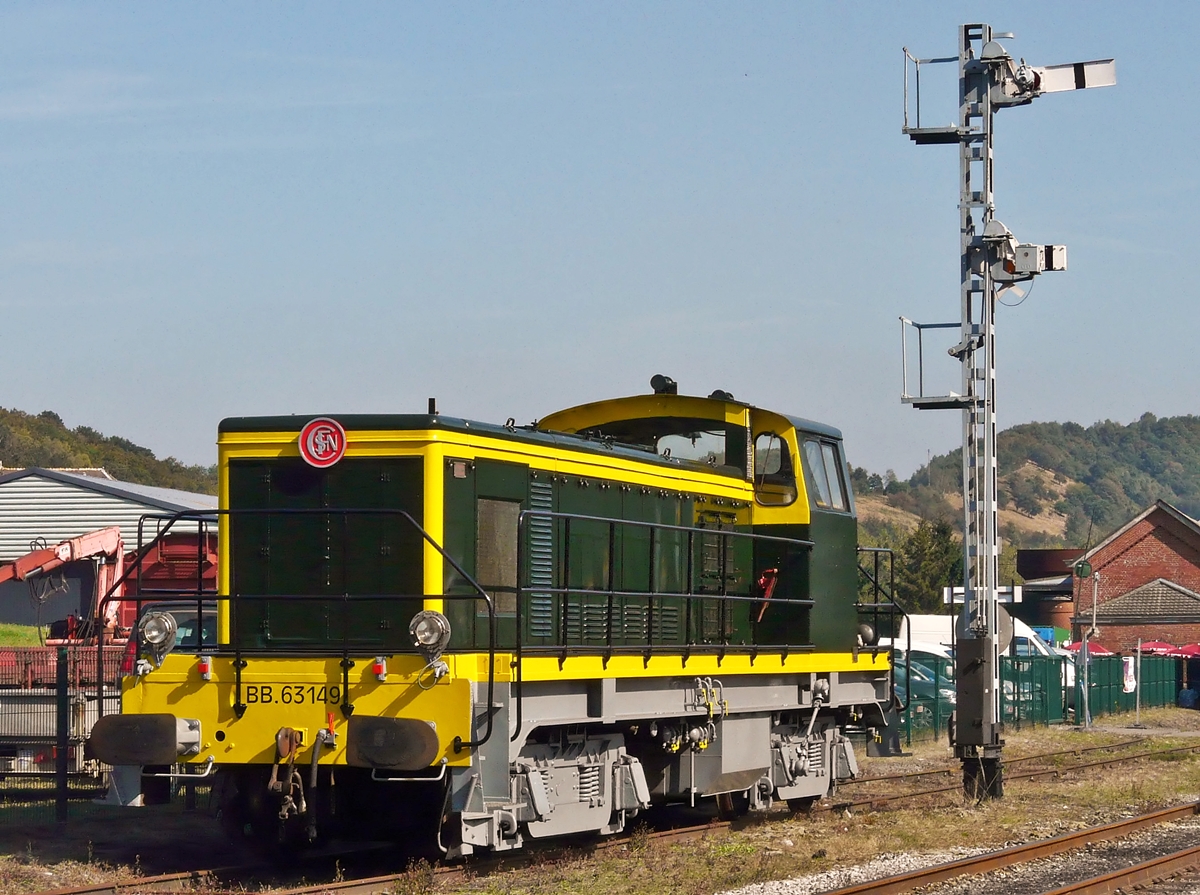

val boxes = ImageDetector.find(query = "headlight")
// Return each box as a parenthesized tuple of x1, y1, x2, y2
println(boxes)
(140, 611, 176, 646)
(409, 610, 451, 658)
(137, 610, 178, 669)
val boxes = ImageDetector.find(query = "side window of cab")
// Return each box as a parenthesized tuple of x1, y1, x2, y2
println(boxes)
(802, 438, 849, 512)
(753, 432, 798, 506)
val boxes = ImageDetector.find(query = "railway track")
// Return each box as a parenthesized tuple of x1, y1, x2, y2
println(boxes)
(1046, 844, 1200, 894)
(29, 739, 1200, 895)
(840, 736, 1148, 787)
(818, 802, 1200, 895)
(820, 742, 1200, 815)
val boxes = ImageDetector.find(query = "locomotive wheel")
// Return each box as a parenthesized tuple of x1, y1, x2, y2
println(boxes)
(786, 796, 816, 813)
(715, 790, 750, 820)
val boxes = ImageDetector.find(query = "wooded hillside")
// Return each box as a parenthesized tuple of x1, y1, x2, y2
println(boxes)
(0, 408, 216, 494)
(852, 414, 1200, 611)
(855, 413, 1200, 548)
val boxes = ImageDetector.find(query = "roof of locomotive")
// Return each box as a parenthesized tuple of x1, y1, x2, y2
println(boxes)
(217, 392, 842, 474)
(535, 392, 844, 440)
(217, 412, 705, 473)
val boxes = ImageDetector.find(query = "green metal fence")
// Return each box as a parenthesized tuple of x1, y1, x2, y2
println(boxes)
(1076, 655, 1176, 721)
(999, 655, 1065, 729)
(898, 654, 1064, 744)
(895, 655, 953, 744)
(896, 652, 1181, 744)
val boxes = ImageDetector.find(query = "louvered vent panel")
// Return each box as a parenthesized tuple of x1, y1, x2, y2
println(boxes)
(565, 603, 608, 644)
(527, 481, 555, 639)
(649, 605, 680, 641)
(622, 604, 647, 641)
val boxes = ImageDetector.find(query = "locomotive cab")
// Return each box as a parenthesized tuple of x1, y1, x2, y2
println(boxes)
(537, 386, 861, 651)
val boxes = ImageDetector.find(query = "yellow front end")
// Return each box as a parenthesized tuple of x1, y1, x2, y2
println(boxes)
(117, 652, 487, 768)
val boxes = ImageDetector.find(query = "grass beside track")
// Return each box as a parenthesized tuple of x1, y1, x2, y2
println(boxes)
(0, 625, 45, 646)
(3, 708, 1200, 895)
(455, 709, 1200, 895)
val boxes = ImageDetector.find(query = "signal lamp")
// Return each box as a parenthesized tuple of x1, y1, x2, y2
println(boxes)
(650, 374, 678, 395)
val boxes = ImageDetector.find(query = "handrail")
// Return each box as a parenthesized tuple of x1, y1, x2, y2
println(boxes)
(96, 508, 497, 752)
(856, 546, 906, 712)
(512, 508, 815, 742)
(524, 509, 815, 548)
(95, 512, 217, 719)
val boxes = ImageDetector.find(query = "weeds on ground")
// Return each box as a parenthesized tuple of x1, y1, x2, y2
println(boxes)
(456, 711, 1200, 895)
(391, 859, 434, 895)
(626, 821, 650, 854)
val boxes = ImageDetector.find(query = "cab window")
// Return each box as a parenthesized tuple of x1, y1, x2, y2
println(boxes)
(578, 417, 748, 476)
(803, 438, 849, 511)
(753, 432, 797, 506)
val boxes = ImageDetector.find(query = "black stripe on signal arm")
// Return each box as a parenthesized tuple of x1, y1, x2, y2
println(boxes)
(1074, 63, 1086, 89)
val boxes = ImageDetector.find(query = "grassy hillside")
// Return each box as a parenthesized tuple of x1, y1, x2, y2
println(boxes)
(0, 408, 216, 494)
(855, 413, 1200, 550)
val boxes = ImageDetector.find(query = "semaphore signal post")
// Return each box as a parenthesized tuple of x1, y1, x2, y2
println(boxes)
(899, 23, 1114, 799)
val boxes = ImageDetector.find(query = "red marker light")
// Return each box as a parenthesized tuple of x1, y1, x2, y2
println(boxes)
(373, 656, 387, 681)
(119, 637, 138, 675)
(198, 656, 212, 681)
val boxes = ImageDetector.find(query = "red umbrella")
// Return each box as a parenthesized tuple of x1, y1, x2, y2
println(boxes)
(1168, 643, 1200, 657)
(1139, 641, 1177, 654)
(1064, 641, 1114, 655)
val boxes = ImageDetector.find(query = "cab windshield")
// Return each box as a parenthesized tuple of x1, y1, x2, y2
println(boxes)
(578, 417, 748, 475)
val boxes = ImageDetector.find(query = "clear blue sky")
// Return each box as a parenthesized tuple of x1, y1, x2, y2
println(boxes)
(0, 3, 1187, 478)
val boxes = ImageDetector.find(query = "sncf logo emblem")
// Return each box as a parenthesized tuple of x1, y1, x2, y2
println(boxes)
(298, 418, 347, 468)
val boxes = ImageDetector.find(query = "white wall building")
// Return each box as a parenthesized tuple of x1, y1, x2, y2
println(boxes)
(0, 467, 216, 561)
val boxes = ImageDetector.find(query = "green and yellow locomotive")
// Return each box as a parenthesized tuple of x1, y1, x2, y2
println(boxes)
(91, 378, 892, 854)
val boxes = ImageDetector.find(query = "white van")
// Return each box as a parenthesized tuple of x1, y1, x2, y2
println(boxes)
(899, 613, 1057, 659)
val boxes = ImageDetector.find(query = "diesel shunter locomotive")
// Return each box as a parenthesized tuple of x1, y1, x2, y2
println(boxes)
(90, 378, 894, 855)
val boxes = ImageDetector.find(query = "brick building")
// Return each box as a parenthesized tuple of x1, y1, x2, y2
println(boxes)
(1070, 500, 1200, 652)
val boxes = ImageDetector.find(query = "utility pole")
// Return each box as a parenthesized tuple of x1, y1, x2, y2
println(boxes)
(899, 24, 1114, 799)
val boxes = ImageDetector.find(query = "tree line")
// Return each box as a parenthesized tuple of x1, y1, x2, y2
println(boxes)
(853, 412, 1200, 549)
(0, 407, 216, 494)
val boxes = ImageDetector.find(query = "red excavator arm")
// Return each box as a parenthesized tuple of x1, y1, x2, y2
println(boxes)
(0, 527, 127, 636)
(0, 527, 125, 585)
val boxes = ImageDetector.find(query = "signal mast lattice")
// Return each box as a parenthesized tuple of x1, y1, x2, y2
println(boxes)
(900, 23, 1114, 799)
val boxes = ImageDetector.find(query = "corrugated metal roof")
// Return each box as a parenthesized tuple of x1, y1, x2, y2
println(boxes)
(0, 469, 215, 561)
(0, 468, 215, 510)
(0, 467, 115, 480)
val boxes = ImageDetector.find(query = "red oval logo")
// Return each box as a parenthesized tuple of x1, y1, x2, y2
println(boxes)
(298, 418, 346, 468)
